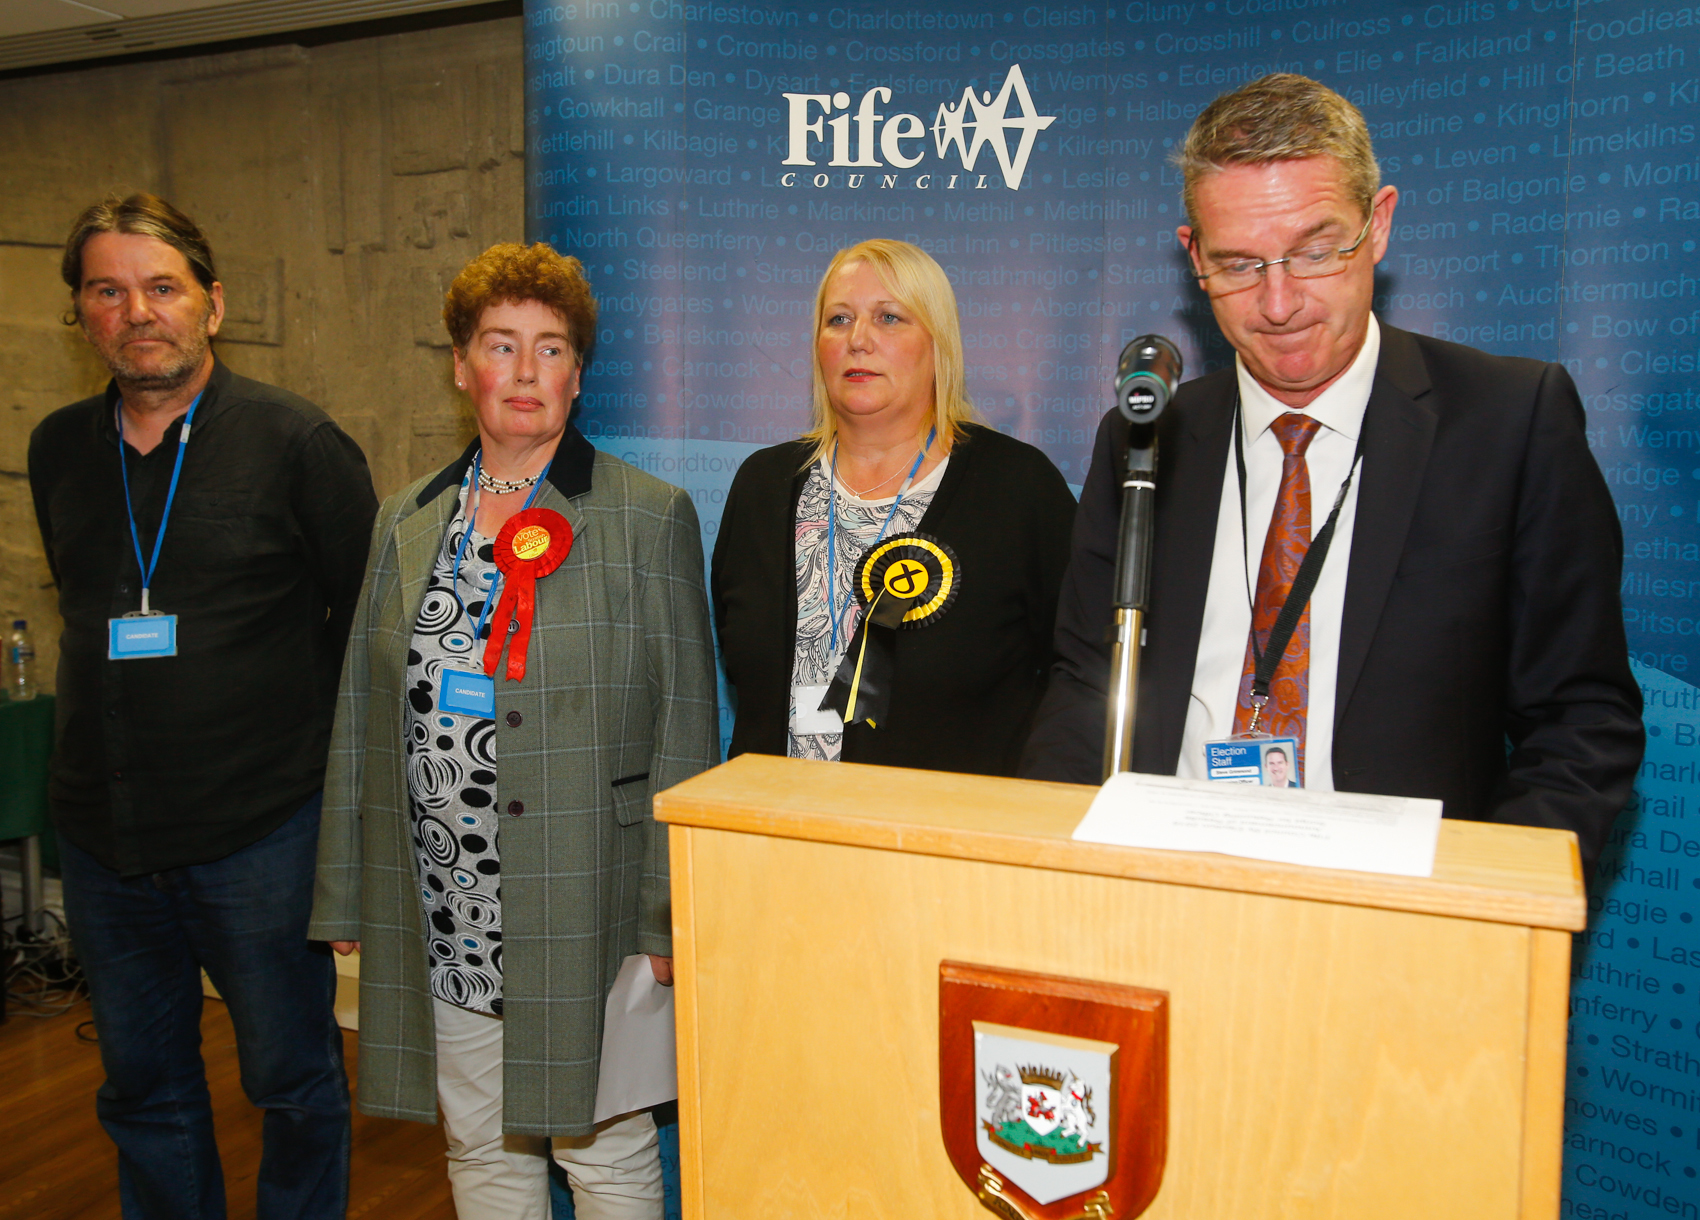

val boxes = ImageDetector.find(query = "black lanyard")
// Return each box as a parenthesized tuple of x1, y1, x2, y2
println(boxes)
(1233, 395, 1363, 725)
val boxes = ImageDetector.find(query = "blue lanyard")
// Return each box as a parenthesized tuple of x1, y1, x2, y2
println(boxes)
(116, 390, 203, 615)
(826, 427, 935, 653)
(451, 449, 552, 645)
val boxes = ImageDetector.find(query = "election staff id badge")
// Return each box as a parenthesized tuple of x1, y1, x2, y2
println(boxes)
(439, 668, 496, 718)
(109, 612, 177, 659)
(1204, 735, 1301, 788)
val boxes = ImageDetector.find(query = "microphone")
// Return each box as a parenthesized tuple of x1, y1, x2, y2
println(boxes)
(1102, 334, 1181, 777)
(1115, 335, 1183, 422)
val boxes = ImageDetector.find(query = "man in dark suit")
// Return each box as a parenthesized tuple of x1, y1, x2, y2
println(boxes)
(1021, 74, 1642, 877)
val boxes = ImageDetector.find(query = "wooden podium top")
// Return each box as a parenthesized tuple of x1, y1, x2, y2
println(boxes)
(656, 754, 1586, 931)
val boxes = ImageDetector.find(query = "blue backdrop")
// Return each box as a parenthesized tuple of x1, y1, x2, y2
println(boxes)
(525, 0, 1700, 1210)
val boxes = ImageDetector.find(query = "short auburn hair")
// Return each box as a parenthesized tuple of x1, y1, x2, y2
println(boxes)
(1176, 73, 1379, 228)
(442, 242, 598, 358)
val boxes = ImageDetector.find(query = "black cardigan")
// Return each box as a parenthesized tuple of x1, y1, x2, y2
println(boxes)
(711, 423, 1077, 776)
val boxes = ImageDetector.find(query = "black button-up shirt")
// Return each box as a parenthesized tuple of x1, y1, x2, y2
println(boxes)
(28, 360, 378, 876)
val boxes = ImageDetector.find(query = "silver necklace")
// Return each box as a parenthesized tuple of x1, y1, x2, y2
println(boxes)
(838, 446, 929, 498)
(840, 466, 906, 498)
(477, 467, 543, 495)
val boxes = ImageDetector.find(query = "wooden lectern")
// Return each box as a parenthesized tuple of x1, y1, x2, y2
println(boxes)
(656, 754, 1585, 1220)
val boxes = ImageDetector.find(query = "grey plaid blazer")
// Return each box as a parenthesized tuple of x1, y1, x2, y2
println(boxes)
(308, 430, 719, 1136)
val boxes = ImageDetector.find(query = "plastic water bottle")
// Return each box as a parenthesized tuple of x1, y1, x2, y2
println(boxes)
(7, 620, 36, 701)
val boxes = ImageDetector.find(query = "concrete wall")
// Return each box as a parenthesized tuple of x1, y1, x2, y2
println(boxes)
(0, 16, 525, 690)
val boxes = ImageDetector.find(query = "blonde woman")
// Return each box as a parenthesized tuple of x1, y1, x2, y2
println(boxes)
(712, 239, 1076, 774)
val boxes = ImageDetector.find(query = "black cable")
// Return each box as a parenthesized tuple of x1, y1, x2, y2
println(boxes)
(4, 907, 88, 1017)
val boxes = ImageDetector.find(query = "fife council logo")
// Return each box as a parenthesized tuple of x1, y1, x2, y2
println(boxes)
(778, 64, 1055, 192)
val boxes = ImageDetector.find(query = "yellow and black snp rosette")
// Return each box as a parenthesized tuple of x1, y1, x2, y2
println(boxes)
(855, 532, 960, 629)
(821, 532, 961, 729)
(482, 507, 574, 682)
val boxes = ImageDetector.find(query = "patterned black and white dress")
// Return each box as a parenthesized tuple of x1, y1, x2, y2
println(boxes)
(405, 486, 505, 1016)
(788, 458, 946, 761)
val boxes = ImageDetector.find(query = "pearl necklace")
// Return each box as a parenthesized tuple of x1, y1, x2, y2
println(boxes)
(477, 467, 543, 495)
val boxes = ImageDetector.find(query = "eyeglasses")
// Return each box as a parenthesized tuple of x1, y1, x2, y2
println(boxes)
(1191, 210, 1375, 296)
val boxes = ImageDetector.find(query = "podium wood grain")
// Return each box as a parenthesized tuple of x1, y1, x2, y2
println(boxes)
(659, 755, 1580, 1220)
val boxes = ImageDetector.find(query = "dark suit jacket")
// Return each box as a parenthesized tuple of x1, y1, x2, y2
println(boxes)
(1021, 325, 1643, 875)
(713, 423, 1076, 776)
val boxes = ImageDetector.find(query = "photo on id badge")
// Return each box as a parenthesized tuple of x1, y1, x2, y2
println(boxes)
(1204, 736, 1300, 787)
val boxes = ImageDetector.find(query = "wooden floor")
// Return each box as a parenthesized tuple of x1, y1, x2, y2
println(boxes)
(0, 997, 456, 1220)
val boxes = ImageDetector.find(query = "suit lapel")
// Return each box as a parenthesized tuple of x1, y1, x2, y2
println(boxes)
(1147, 373, 1236, 768)
(387, 444, 595, 695)
(530, 474, 588, 546)
(394, 486, 458, 635)
(1335, 326, 1437, 725)
(509, 472, 593, 680)
(528, 474, 592, 621)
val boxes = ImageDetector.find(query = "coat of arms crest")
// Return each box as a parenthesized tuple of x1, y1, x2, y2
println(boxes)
(941, 962, 1167, 1220)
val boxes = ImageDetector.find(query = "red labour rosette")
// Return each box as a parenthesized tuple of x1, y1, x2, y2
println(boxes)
(482, 506, 574, 682)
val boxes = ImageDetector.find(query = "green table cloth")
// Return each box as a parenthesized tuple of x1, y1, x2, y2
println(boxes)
(0, 694, 57, 870)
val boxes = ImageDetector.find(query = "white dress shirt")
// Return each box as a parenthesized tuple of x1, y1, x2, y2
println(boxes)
(1176, 315, 1381, 788)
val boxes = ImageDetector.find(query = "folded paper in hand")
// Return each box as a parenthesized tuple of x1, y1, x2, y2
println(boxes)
(593, 954, 678, 1123)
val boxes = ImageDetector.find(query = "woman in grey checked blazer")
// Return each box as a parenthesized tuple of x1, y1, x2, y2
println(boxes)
(308, 243, 719, 1220)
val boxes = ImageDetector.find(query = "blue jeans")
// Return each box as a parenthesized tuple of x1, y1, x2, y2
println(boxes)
(58, 793, 350, 1220)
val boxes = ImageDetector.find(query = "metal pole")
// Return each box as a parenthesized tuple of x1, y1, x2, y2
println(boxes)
(21, 834, 43, 937)
(1102, 427, 1158, 781)
(1102, 607, 1143, 777)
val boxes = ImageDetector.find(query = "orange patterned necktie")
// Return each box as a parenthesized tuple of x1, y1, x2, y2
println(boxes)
(1233, 412, 1323, 781)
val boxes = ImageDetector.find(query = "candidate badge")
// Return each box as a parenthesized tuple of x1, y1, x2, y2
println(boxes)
(108, 613, 177, 660)
(482, 507, 573, 682)
(853, 531, 960, 629)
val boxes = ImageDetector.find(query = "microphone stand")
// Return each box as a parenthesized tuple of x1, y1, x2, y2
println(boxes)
(1101, 334, 1180, 780)
(1103, 423, 1157, 779)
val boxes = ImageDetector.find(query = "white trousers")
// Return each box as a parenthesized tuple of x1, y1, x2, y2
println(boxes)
(434, 998, 665, 1220)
